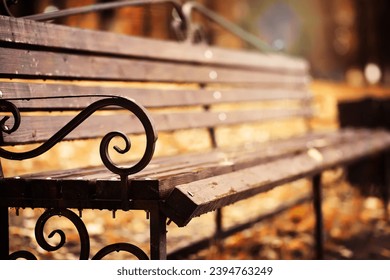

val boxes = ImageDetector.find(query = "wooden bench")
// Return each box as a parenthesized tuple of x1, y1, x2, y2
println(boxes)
(1, 3, 390, 260)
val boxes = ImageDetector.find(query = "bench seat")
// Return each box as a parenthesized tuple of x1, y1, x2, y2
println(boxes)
(2, 128, 389, 227)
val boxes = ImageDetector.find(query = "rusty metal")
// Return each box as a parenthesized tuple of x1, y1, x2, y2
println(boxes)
(182, 1, 272, 52)
(0, 96, 157, 177)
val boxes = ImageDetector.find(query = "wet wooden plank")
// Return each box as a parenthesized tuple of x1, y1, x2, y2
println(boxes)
(10, 129, 385, 198)
(0, 47, 307, 84)
(8, 129, 358, 180)
(0, 82, 311, 110)
(1, 108, 312, 145)
(163, 130, 390, 226)
(0, 15, 308, 72)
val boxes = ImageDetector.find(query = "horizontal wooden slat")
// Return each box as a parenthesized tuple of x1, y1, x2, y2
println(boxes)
(163, 130, 390, 226)
(2, 129, 389, 211)
(17, 129, 353, 182)
(153, 108, 312, 132)
(0, 82, 311, 110)
(1, 108, 312, 145)
(1, 129, 378, 182)
(0, 15, 308, 73)
(0, 47, 307, 84)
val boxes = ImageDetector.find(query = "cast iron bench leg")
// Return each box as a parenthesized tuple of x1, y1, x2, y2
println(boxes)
(0, 207, 9, 260)
(384, 151, 390, 220)
(215, 208, 223, 252)
(150, 204, 167, 260)
(312, 174, 324, 260)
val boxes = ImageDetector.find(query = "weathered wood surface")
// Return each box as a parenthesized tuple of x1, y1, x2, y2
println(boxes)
(13, 129, 347, 180)
(0, 47, 307, 84)
(16, 129, 340, 179)
(0, 107, 312, 145)
(0, 82, 311, 110)
(0, 13, 311, 146)
(2, 129, 390, 214)
(0, 81, 312, 145)
(163, 129, 390, 226)
(0, 15, 307, 73)
(7, 129, 389, 198)
(0, 14, 308, 86)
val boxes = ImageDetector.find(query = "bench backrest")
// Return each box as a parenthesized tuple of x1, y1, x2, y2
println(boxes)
(0, 15, 312, 175)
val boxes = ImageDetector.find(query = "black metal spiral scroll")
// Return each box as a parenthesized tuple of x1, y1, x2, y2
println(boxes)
(92, 243, 149, 260)
(9, 209, 149, 260)
(0, 99, 21, 135)
(8, 209, 89, 260)
(9, 250, 37, 260)
(35, 209, 90, 260)
(0, 96, 157, 177)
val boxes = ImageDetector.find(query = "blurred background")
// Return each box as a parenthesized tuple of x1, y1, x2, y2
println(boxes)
(2, 0, 390, 259)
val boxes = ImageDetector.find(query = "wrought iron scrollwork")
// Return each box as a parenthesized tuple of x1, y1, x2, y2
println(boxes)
(9, 209, 89, 260)
(92, 243, 149, 260)
(0, 99, 21, 135)
(9, 250, 37, 260)
(9, 208, 149, 260)
(35, 209, 90, 260)
(0, 96, 157, 177)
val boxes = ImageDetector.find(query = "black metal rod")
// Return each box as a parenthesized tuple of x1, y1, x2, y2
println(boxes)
(214, 208, 223, 253)
(149, 204, 167, 260)
(182, 1, 273, 52)
(92, 242, 149, 260)
(0, 207, 9, 260)
(312, 174, 324, 260)
(22, 0, 185, 25)
(383, 151, 390, 220)
(0, 0, 15, 17)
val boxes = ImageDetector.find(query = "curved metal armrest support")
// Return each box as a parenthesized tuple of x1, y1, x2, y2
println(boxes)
(2, 0, 187, 41)
(0, 96, 157, 177)
(2, 0, 183, 21)
(1, 0, 187, 37)
(182, 1, 273, 52)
